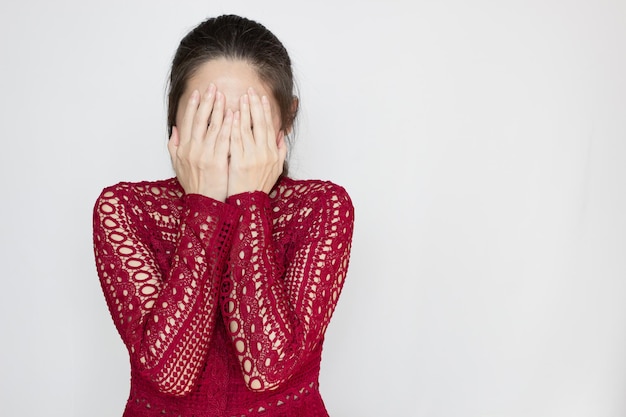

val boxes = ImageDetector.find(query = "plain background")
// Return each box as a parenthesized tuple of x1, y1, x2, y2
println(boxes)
(1, 0, 626, 416)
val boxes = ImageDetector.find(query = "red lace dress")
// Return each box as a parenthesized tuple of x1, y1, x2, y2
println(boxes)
(92, 176, 354, 417)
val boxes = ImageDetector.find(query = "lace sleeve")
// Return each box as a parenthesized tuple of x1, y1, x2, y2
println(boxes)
(93, 185, 238, 396)
(220, 185, 354, 391)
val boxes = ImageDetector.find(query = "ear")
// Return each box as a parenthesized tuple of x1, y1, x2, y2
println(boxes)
(276, 130, 286, 147)
(284, 96, 299, 135)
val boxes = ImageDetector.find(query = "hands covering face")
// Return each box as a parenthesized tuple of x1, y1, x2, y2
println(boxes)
(168, 84, 287, 202)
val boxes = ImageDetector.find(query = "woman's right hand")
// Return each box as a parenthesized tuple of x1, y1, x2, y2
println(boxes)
(168, 84, 233, 202)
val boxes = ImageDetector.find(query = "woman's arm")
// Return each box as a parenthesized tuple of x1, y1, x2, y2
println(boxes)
(93, 185, 239, 396)
(220, 183, 354, 391)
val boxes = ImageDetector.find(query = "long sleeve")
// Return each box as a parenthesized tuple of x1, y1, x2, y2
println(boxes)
(220, 183, 354, 392)
(93, 183, 239, 396)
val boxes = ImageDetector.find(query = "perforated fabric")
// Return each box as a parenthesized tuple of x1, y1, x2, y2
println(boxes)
(93, 176, 354, 417)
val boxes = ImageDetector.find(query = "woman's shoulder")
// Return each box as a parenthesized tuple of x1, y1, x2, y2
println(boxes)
(94, 178, 183, 218)
(274, 177, 353, 210)
(97, 177, 182, 200)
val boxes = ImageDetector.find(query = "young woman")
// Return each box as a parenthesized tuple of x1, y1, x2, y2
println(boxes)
(93, 14, 354, 417)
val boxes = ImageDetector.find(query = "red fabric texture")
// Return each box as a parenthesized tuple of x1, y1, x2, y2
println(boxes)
(92, 176, 354, 417)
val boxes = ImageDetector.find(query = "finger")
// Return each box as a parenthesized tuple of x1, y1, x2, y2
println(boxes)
(216, 109, 233, 157)
(191, 84, 217, 141)
(248, 87, 267, 145)
(179, 90, 200, 145)
(206, 91, 225, 141)
(262, 95, 277, 151)
(239, 93, 254, 147)
(230, 110, 244, 158)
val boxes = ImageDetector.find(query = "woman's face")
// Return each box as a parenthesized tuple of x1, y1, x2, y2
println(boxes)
(175, 58, 282, 133)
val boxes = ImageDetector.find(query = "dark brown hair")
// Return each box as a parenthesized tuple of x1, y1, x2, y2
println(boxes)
(167, 15, 298, 174)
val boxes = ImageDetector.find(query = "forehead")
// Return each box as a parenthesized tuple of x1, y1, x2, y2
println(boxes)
(184, 58, 273, 111)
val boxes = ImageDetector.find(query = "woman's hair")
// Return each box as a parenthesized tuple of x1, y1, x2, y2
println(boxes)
(167, 14, 298, 174)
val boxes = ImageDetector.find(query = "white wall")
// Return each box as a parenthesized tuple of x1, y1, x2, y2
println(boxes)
(1, 1, 625, 416)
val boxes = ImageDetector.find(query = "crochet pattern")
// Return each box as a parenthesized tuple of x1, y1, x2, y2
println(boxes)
(93, 177, 354, 417)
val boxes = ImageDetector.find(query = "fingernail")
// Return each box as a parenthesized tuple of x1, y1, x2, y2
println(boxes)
(242, 94, 249, 105)
(207, 83, 216, 95)
(262, 95, 269, 104)
(248, 87, 256, 96)
(191, 90, 199, 101)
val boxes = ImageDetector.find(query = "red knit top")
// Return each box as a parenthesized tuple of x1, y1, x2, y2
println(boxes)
(92, 176, 354, 417)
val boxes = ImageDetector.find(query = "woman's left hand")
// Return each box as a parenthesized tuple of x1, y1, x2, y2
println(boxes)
(227, 87, 287, 197)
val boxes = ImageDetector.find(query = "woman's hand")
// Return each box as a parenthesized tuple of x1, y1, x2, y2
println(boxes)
(168, 84, 233, 202)
(228, 87, 287, 197)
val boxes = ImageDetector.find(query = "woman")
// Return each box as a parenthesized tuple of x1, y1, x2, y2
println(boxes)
(93, 14, 354, 417)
